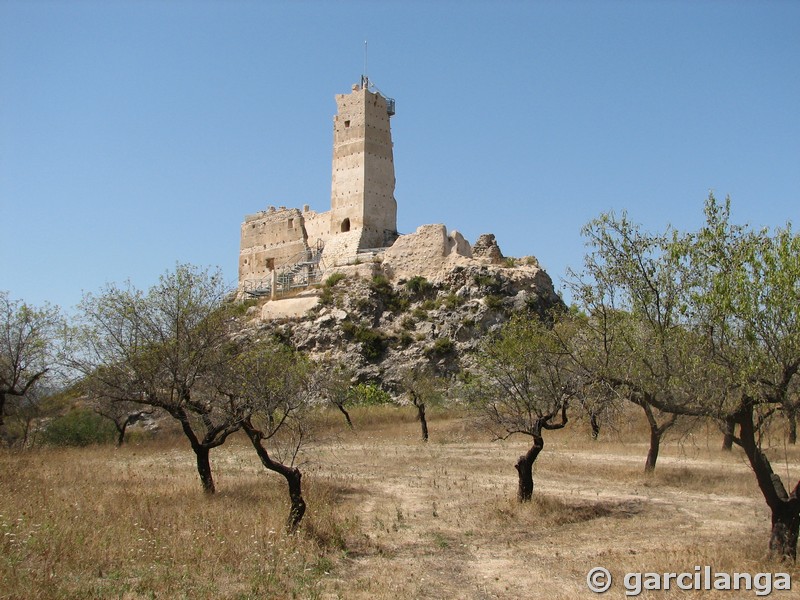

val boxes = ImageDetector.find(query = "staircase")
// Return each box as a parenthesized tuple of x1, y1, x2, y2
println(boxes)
(243, 240, 325, 298)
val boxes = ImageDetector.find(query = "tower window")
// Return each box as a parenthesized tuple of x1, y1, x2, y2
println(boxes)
(341, 218, 351, 232)
(287, 218, 294, 229)
(344, 120, 351, 128)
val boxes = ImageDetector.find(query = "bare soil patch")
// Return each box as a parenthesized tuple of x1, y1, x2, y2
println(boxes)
(2, 412, 798, 599)
(303, 416, 799, 599)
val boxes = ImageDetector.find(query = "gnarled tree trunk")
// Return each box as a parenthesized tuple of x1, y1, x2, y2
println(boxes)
(787, 406, 797, 446)
(589, 412, 601, 440)
(721, 418, 735, 451)
(337, 404, 353, 429)
(243, 420, 306, 532)
(194, 445, 215, 494)
(642, 404, 677, 473)
(736, 404, 800, 561)
(172, 408, 217, 494)
(514, 434, 544, 502)
(417, 402, 428, 442)
(645, 427, 661, 473)
(770, 496, 800, 561)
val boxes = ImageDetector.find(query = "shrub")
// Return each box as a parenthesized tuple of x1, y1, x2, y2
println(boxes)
(473, 274, 495, 288)
(325, 272, 346, 287)
(484, 294, 505, 311)
(355, 297, 373, 312)
(425, 337, 455, 359)
(412, 308, 429, 321)
(340, 320, 358, 338)
(370, 275, 408, 313)
(405, 276, 433, 297)
(355, 326, 389, 360)
(348, 383, 392, 406)
(370, 274, 393, 296)
(398, 331, 414, 347)
(441, 293, 464, 310)
(473, 273, 502, 294)
(523, 256, 540, 268)
(42, 409, 117, 447)
(227, 298, 259, 317)
(319, 287, 334, 306)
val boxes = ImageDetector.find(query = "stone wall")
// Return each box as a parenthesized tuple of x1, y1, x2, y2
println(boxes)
(381, 224, 473, 282)
(239, 207, 308, 282)
(302, 208, 331, 249)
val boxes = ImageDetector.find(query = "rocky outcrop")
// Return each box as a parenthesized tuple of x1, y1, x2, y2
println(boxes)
(239, 251, 564, 394)
(471, 233, 504, 265)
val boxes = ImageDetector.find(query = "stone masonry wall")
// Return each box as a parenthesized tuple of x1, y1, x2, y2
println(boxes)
(239, 207, 308, 283)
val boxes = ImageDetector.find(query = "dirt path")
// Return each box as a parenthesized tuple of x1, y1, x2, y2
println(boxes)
(303, 422, 794, 599)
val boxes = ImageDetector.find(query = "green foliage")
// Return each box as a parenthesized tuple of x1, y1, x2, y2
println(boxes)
(369, 275, 409, 313)
(405, 276, 433, 297)
(1, 292, 64, 430)
(370, 274, 393, 296)
(355, 327, 389, 361)
(340, 320, 389, 359)
(318, 287, 334, 306)
(355, 297, 373, 312)
(226, 298, 258, 317)
(42, 409, 117, 447)
(348, 383, 392, 406)
(425, 337, 455, 359)
(412, 308, 429, 321)
(473, 273, 501, 293)
(484, 294, 505, 311)
(469, 314, 575, 436)
(440, 293, 464, 310)
(397, 331, 414, 347)
(324, 273, 346, 287)
(340, 320, 357, 338)
(687, 194, 800, 407)
(503, 257, 518, 268)
(401, 316, 416, 330)
(420, 300, 437, 311)
(319, 273, 346, 306)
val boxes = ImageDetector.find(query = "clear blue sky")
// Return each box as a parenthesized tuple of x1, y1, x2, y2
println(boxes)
(2, 1, 798, 311)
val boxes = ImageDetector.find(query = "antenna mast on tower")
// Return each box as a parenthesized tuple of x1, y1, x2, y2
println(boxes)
(362, 40, 369, 90)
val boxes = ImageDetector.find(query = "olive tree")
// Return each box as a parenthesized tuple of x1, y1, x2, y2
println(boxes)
(687, 196, 800, 560)
(216, 339, 313, 532)
(399, 366, 446, 442)
(572, 195, 800, 560)
(72, 264, 240, 493)
(469, 314, 574, 501)
(317, 363, 356, 429)
(0, 292, 63, 437)
(89, 397, 156, 447)
(567, 213, 709, 472)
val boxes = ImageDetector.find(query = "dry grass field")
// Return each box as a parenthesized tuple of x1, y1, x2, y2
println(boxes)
(2, 407, 799, 599)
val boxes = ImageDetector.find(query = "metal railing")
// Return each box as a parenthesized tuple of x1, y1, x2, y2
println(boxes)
(243, 241, 325, 299)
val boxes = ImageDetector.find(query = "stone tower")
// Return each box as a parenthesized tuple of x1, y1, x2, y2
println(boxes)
(329, 79, 398, 250)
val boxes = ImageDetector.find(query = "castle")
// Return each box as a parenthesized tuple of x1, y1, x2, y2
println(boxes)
(239, 78, 400, 296)
(239, 78, 527, 300)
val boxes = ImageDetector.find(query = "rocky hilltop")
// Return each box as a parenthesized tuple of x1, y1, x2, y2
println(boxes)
(238, 226, 564, 393)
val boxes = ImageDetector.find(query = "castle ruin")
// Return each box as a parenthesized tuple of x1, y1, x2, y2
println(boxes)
(239, 78, 534, 300)
(239, 79, 399, 295)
